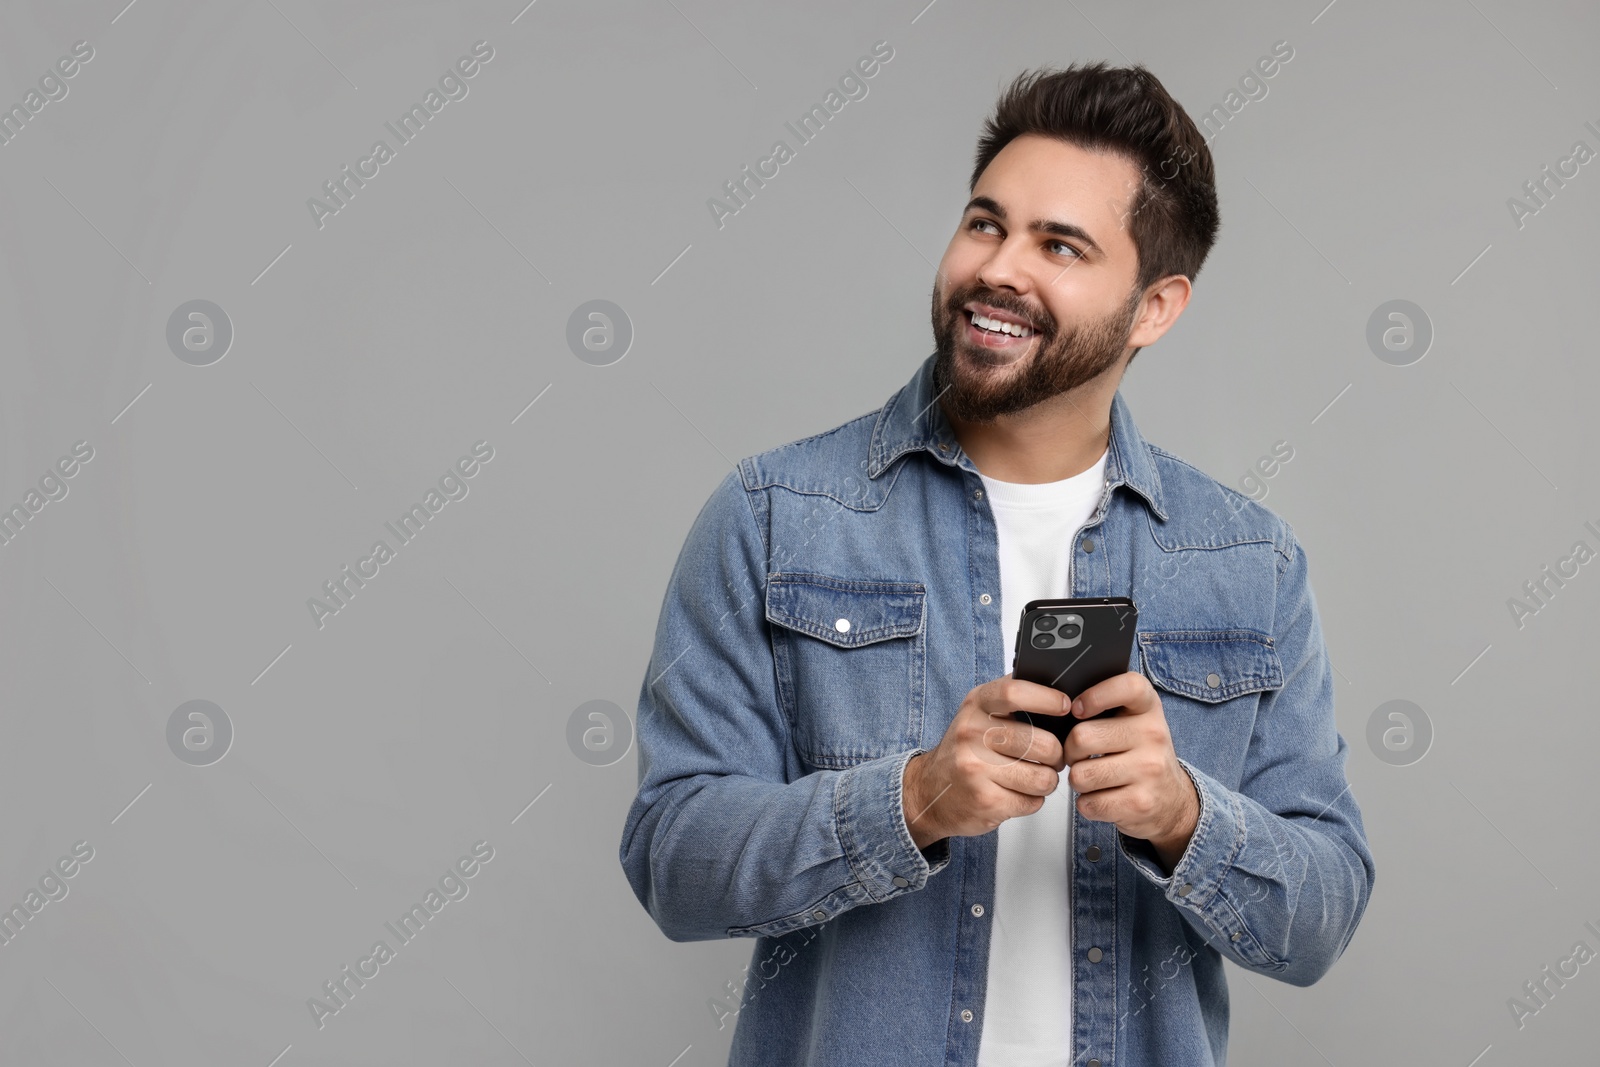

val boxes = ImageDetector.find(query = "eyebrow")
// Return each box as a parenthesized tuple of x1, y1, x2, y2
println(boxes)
(963, 195, 1104, 257)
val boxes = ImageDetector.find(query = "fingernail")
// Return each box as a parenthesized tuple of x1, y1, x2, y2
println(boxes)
(1070, 699, 1084, 717)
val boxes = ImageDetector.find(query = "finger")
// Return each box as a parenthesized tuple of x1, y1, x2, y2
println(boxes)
(1063, 714, 1137, 763)
(982, 673, 1074, 717)
(1065, 749, 1137, 794)
(995, 758, 1061, 799)
(976, 715, 1065, 770)
(1068, 671, 1158, 721)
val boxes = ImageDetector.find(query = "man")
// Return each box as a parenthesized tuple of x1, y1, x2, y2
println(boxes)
(620, 61, 1374, 1067)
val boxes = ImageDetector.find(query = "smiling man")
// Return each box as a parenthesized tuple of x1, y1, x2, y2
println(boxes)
(621, 62, 1374, 1067)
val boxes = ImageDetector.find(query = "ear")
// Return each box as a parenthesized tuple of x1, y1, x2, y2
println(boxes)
(1126, 275, 1192, 350)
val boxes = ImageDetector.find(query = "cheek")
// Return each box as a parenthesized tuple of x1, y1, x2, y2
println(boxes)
(938, 245, 980, 287)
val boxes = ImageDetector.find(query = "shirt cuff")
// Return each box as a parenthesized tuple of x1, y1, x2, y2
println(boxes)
(1117, 756, 1241, 906)
(835, 748, 951, 902)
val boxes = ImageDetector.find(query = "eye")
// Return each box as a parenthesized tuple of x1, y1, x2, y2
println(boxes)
(969, 217, 1001, 236)
(1048, 239, 1083, 259)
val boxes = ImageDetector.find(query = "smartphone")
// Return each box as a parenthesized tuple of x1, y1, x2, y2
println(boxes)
(1010, 596, 1138, 743)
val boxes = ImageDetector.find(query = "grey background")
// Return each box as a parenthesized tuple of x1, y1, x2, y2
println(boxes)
(0, 0, 1595, 1063)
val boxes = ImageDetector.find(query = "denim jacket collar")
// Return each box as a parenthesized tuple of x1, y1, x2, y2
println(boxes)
(866, 353, 1170, 522)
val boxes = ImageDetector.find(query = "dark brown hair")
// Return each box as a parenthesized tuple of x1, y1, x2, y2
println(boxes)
(971, 62, 1220, 297)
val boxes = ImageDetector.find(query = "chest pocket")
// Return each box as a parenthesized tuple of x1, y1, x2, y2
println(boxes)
(1138, 630, 1283, 703)
(765, 572, 926, 769)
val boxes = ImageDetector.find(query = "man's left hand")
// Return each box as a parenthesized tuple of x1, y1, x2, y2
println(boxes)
(1061, 672, 1199, 875)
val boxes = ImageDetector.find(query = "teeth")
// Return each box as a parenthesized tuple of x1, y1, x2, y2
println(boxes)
(971, 311, 1034, 338)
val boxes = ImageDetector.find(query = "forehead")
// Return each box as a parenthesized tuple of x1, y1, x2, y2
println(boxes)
(971, 133, 1142, 256)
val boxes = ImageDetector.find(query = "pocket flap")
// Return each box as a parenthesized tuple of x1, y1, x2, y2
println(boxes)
(1139, 630, 1283, 703)
(765, 573, 926, 649)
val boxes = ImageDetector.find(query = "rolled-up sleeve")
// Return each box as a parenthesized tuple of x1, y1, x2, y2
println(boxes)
(619, 468, 950, 943)
(1118, 531, 1376, 986)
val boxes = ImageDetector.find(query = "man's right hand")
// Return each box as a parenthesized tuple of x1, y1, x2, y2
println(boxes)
(901, 673, 1073, 851)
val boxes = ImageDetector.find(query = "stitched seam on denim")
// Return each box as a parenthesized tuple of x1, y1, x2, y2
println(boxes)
(887, 748, 926, 883)
(738, 471, 771, 560)
(1140, 629, 1275, 644)
(745, 410, 879, 473)
(1153, 530, 1279, 551)
(766, 576, 925, 646)
(1219, 798, 1290, 969)
(834, 763, 889, 904)
(754, 466, 907, 512)
(767, 618, 921, 646)
(1140, 633, 1284, 698)
(727, 888, 850, 937)
(769, 573, 927, 595)
(1110, 414, 1167, 522)
(1145, 445, 1288, 551)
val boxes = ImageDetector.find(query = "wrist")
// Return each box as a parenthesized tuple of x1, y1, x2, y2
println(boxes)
(1148, 768, 1200, 873)
(902, 753, 945, 851)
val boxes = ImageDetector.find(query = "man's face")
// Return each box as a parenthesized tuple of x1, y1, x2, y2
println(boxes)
(931, 133, 1147, 423)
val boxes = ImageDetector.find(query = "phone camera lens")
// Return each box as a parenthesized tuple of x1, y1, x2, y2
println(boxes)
(1035, 615, 1057, 631)
(1059, 622, 1082, 640)
(1031, 632, 1054, 648)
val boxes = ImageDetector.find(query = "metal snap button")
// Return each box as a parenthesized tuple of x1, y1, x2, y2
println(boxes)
(1206, 672, 1221, 688)
(835, 618, 851, 633)
(960, 1009, 973, 1022)
(1087, 947, 1103, 963)
(1082, 539, 1095, 553)
(974, 488, 984, 500)
(1178, 883, 1193, 897)
(1085, 845, 1101, 861)
(813, 910, 826, 921)
(979, 593, 992, 605)
(971, 903, 984, 917)
(1232, 931, 1242, 941)
(892, 876, 909, 888)
(938, 442, 949, 451)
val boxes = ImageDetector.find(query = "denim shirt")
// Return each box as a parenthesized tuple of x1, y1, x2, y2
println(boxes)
(619, 353, 1375, 1067)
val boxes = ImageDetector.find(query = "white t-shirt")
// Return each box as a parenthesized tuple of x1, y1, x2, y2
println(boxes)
(974, 448, 1108, 1067)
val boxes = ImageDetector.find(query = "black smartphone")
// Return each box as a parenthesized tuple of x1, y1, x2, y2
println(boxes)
(1010, 596, 1138, 743)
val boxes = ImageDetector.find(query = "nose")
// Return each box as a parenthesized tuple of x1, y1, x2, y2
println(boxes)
(976, 235, 1028, 297)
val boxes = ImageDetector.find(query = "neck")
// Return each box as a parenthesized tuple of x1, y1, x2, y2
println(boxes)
(944, 378, 1117, 484)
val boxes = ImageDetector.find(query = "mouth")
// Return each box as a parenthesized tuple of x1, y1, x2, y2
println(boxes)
(961, 307, 1039, 349)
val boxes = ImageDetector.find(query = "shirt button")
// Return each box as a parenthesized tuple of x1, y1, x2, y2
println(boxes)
(1232, 931, 1242, 941)
(1082, 539, 1095, 553)
(834, 618, 851, 633)
(974, 488, 984, 500)
(971, 903, 985, 917)
(1206, 672, 1221, 688)
(892, 876, 909, 888)
(813, 910, 826, 921)
(1087, 947, 1103, 963)
(1088, 1060, 1102, 1067)
(961, 1009, 974, 1023)
(979, 593, 992, 605)
(938, 442, 949, 451)
(1178, 883, 1193, 897)
(1085, 845, 1101, 861)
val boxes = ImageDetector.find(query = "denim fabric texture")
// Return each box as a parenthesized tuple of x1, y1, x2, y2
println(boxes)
(619, 353, 1376, 1066)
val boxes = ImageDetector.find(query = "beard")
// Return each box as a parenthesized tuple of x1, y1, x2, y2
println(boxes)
(930, 279, 1141, 423)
